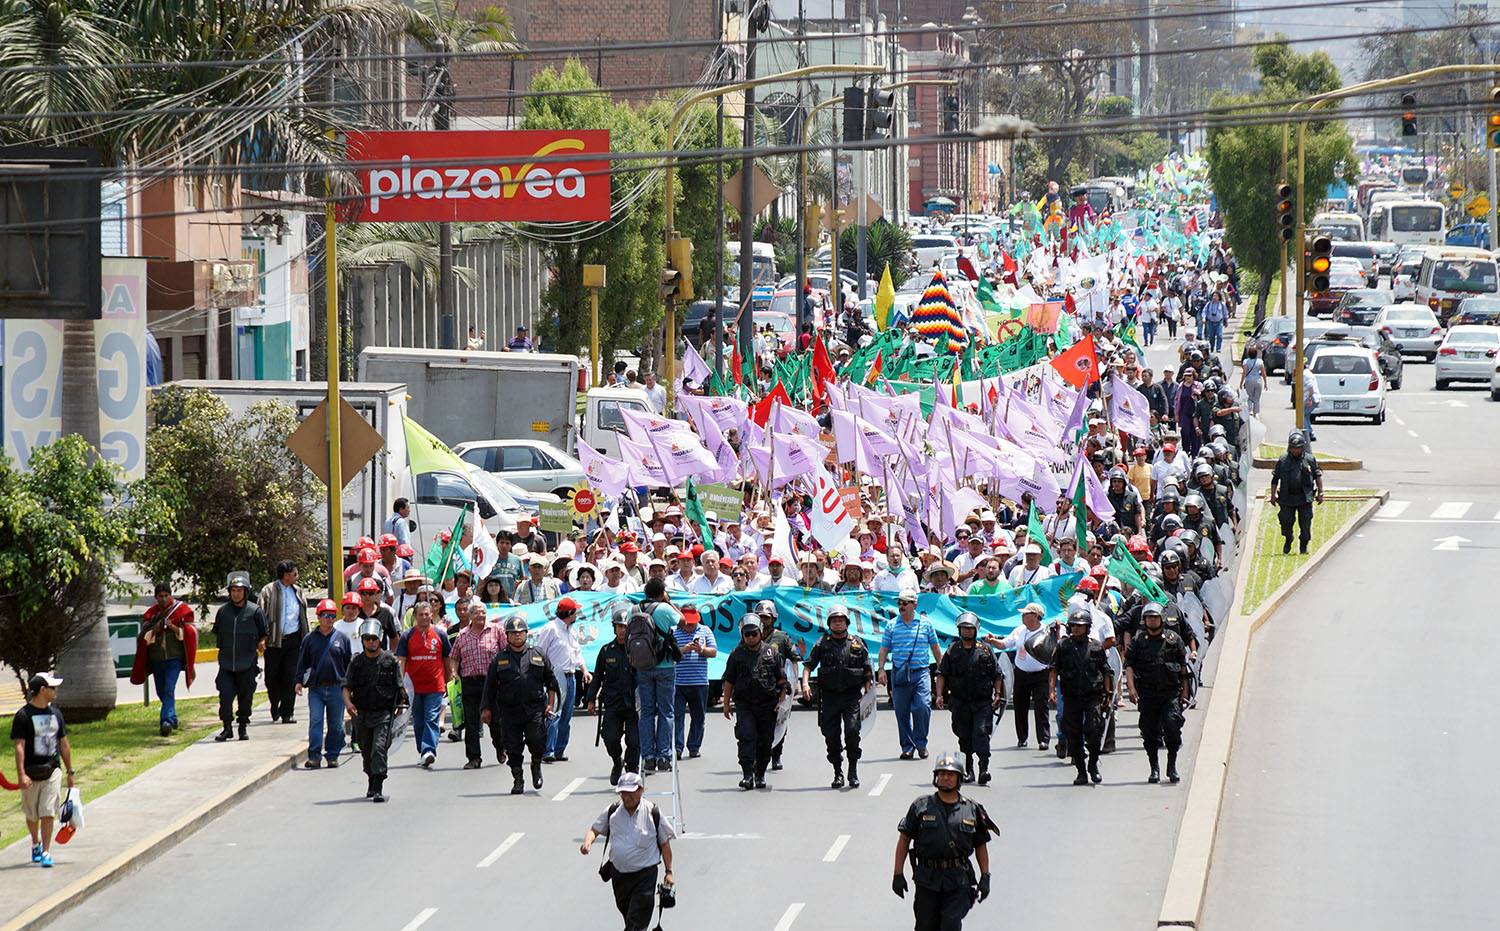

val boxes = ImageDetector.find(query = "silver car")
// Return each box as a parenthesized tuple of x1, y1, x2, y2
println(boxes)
(453, 439, 587, 494)
(1435, 325, 1500, 389)
(1373, 303, 1443, 359)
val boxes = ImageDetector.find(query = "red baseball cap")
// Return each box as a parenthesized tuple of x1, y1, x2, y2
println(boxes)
(767, 555, 784, 566)
(690, 543, 704, 559)
(557, 597, 580, 613)
(620, 541, 640, 554)
(396, 543, 415, 559)
(1163, 442, 1177, 452)
(357, 577, 381, 594)
(680, 604, 701, 618)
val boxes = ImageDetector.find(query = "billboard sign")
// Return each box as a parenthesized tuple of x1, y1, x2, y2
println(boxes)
(344, 130, 612, 223)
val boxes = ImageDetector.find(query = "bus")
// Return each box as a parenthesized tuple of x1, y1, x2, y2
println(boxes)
(1369, 199, 1445, 247)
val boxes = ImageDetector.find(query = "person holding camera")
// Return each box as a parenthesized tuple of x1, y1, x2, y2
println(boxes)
(580, 771, 676, 931)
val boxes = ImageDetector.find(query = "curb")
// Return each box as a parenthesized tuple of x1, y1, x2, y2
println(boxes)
(2, 741, 307, 931)
(1156, 489, 1388, 929)
(1252, 456, 1363, 471)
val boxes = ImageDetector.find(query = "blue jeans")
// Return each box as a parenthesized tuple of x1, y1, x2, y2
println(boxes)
(1203, 320, 1224, 352)
(306, 684, 345, 762)
(151, 658, 183, 727)
(545, 673, 578, 756)
(674, 684, 708, 754)
(636, 666, 676, 763)
(1143, 321, 1158, 345)
(411, 691, 443, 757)
(890, 667, 932, 754)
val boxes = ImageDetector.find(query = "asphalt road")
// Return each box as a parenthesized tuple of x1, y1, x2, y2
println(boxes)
(51, 330, 1238, 931)
(1200, 319, 1500, 929)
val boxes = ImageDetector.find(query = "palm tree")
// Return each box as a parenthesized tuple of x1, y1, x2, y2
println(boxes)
(0, 0, 425, 718)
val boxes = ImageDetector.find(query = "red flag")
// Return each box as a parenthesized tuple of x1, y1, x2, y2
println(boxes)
(730, 343, 744, 387)
(750, 382, 792, 427)
(957, 254, 980, 282)
(1000, 250, 1018, 285)
(1050, 333, 1100, 389)
(1064, 292, 1077, 316)
(865, 351, 883, 386)
(1185, 213, 1199, 235)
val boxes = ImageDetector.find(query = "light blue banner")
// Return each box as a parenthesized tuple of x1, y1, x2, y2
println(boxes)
(454, 573, 1082, 679)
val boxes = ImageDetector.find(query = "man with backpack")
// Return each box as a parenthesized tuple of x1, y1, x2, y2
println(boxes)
(629, 579, 683, 774)
(580, 772, 676, 931)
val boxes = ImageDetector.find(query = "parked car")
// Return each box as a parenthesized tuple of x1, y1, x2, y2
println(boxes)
(1333, 288, 1394, 326)
(1449, 296, 1500, 328)
(1373, 303, 1443, 360)
(453, 439, 587, 495)
(1247, 315, 1296, 373)
(1307, 346, 1386, 424)
(1434, 325, 1500, 390)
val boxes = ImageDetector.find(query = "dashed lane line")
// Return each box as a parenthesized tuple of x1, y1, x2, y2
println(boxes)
(869, 773, 893, 797)
(476, 832, 524, 868)
(823, 834, 852, 863)
(552, 776, 587, 802)
(400, 908, 438, 931)
(774, 903, 806, 931)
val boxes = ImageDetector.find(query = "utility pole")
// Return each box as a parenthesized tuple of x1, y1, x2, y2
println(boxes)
(714, 0, 728, 380)
(435, 64, 457, 350)
(856, 0, 869, 303)
(794, 0, 808, 336)
(736, 2, 764, 365)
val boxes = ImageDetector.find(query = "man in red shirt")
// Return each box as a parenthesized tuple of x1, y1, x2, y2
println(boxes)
(397, 601, 452, 768)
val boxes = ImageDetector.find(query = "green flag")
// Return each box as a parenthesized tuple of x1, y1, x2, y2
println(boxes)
(1109, 540, 1169, 604)
(423, 504, 469, 585)
(1071, 464, 1089, 551)
(684, 478, 714, 549)
(1027, 502, 1052, 564)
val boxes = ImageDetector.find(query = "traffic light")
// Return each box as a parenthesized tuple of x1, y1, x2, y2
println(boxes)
(842, 86, 865, 143)
(1488, 87, 1500, 150)
(1305, 233, 1332, 293)
(666, 234, 694, 302)
(865, 86, 895, 139)
(1275, 182, 1295, 243)
(943, 95, 961, 133)
(1401, 93, 1417, 137)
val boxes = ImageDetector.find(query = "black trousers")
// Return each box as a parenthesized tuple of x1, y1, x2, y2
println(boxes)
(734, 701, 777, 777)
(1011, 668, 1051, 745)
(1138, 693, 1184, 752)
(818, 692, 862, 765)
(948, 699, 992, 761)
(602, 704, 640, 770)
(913, 881, 973, 931)
(1061, 693, 1105, 772)
(215, 666, 257, 726)
(264, 632, 301, 720)
(354, 711, 393, 780)
(498, 704, 546, 768)
(610, 863, 658, 931)
(1278, 501, 1314, 545)
(461, 676, 504, 763)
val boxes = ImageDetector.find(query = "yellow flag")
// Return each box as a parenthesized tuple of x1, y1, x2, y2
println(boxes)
(874, 262, 895, 331)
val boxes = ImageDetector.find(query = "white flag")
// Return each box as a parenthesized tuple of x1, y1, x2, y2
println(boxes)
(1107, 373, 1153, 441)
(809, 464, 856, 551)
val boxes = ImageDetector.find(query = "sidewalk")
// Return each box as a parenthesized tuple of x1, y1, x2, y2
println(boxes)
(0, 695, 308, 930)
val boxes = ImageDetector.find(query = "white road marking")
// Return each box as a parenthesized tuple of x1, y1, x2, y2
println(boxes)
(476, 832, 524, 868)
(823, 834, 852, 862)
(552, 776, 587, 801)
(679, 833, 763, 840)
(773, 903, 806, 931)
(1494, 507, 1500, 521)
(1433, 535, 1470, 552)
(1393, 414, 1406, 426)
(1421, 444, 1432, 455)
(400, 909, 438, 931)
(869, 773, 893, 797)
(1406, 429, 1419, 438)
(1432, 502, 1472, 520)
(1376, 500, 1410, 519)
(1370, 518, 1500, 524)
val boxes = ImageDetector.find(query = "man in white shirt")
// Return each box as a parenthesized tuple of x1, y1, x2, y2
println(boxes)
(762, 556, 798, 588)
(665, 552, 697, 594)
(1042, 496, 1078, 545)
(984, 602, 1053, 748)
(1006, 543, 1056, 589)
(871, 547, 919, 593)
(536, 597, 589, 762)
(688, 551, 733, 596)
(1050, 538, 1090, 575)
(1150, 442, 1189, 498)
(952, 535, 990, 584)
(598, 561, 639, 595)
(642, 371, 667, 413)
(717, 520, 755, 563)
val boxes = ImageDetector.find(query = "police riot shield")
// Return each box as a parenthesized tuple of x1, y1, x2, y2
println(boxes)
(858, 685, 879, 740)
(1179, 592, 1208, 653)
(995, 650, 1016, 705)
(1243, 414, 1266, 483)
(1218, 519, 1236, 556)
(1200, 575, 1233, 625)
(772, 690, 795, 746)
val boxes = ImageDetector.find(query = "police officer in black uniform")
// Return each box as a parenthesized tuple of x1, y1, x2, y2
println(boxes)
(756, 600, 800, 771)
(584, 607, 639, 785)
(934, 613, 1002, 786)
(1106, 467, 1145, 534)
(1050, 608, 1113, 786)
(481, 615, 561, 795)
(800, 600, 872, 789)
(1124, 602, 1190, 784)
(1192, 462, 1234, 530)
(892, 751, 995, 931)
(721, 615, 789, 790)
(1269, 430, 1324, 554)
(342, 619, 408, 803)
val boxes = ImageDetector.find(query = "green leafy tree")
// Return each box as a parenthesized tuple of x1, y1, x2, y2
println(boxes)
(1205, 39, 1356, 323)
(838, 220, 914, 286)
(0, 437, 163, 719)
(131, 387, 326, 612)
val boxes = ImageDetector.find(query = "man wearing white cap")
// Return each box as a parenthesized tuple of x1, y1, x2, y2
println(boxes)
(580, 771, 675, 931)
(985, 604, 1053, 749)
(1006, 543, 1056, 589)
(514, 555, 562, 605)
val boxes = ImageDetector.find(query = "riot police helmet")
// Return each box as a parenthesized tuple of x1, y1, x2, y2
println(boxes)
(1066, 604, 1093, 627)
(954, 611, 980, 631)
(357, 619, 384, 641)
(1183, 493, 1207, 512)
(825, 600, 851, 623)
(755, 599, 778, 620)
(1159, 550, 1183, 568)
(1141, 602, 1165, 618)
(503, 615, 529, 635)
(932, 751, 965, 776)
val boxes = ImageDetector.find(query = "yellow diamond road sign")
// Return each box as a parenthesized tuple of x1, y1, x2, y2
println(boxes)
(1468, 194, 1490, 219)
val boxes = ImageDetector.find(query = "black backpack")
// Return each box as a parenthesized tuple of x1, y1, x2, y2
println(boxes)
(626, 607, 682, 671)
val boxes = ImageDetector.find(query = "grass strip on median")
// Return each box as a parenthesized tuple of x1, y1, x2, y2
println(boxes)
(0, 696, 223, 849)
(1255, 442, 1358, 464)
(1239, 489, 1380, 616)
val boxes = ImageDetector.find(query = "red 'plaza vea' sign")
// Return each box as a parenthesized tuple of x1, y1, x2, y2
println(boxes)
(344, 130, 612, 223)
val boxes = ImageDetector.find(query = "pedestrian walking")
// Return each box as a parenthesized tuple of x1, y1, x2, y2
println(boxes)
(630, 580, 682, 774)
(258, 561, 307, 724)
(481, 615, 561, 794)
(295, 601, 353, 769)
(671, 604, 717, 760)
(891, 752, 994, 931)
(1200, 291, 1228, 352)
(449, 600, 505, 769)
(343, 620, 407, 802)
(800, 600, 872, 788)
(1051, 606, 1113, 785)
(721, 615, 789, 790)
(1124, 603, 1190, 784)
(984, 603, 1053, 750)
(397, 601, 451, 768)
(1269, 431, 1324, 555)
(130, 582, 198, 736)
(10, 672, 74, 868)
(536, 597, 587, 762)
(934, 613, 1003, 785)
(579, 772, 676, 931)
(212, 571, 266, 742)
(1238, 344, 1265, 415)
(876, 588, 942, 760)
(585, 609, 640, 785)
(754, 599, 800, 770)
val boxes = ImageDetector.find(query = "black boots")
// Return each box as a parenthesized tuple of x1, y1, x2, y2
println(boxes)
(977, 758, 991, 786)
(1167, 749, 1180, 784)
(238, 724, 249, 741)
(848, 759, 860, 788)
(739, 769, 755, 791)
(1283, 536, 1292, 555)
(1089, 759, 1102, 784)
(1073, 768, 1089, 786)
(1148, 749, 1161, 784)
(531, 758, 544, 789)
(831, 767, 845, 789)
(214, 724, 233, 742)
(370, 777, 386, 803)
(963, 754, 975, 784)
(510, 766, 525, 795)
(609, 759, 623, 786)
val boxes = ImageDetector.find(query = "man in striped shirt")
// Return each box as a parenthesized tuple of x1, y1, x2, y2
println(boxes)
(876, 588, 943, 760)
(447, 600, 505, 769)
(672, 605, 718, 760)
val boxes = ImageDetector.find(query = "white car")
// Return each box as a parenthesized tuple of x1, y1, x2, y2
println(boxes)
(1490, 360, 1500, 401)
(1434, 325, 1500, 390)
(452, 439, 586, 494)
(1308, 346, 1386, 424)
(1374, 303, 1443, 359)
(912, 234, 959, 269)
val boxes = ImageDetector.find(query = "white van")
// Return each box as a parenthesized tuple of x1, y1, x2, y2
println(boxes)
(726, 241, 778, 286)
(1414, 246, 1499, 324)
(911, 233, 959, 269)
(1372, 198, 1445, 247)
(1313, 211, 1365, 242)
